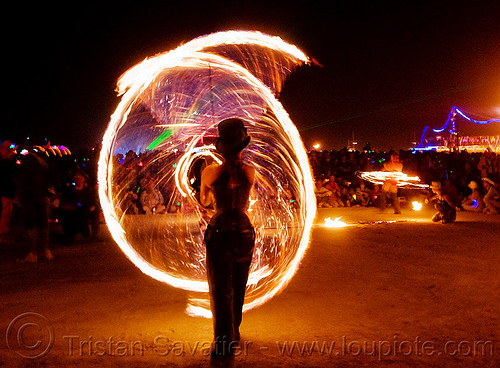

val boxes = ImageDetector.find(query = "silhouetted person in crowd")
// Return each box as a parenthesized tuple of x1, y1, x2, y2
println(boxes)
(59, 170, 96, 243)
(477, 151, 495, 179)
(0, 141, 17, 242)
(200, 119, 255, 359)
(16, 152, 54, 262)
(337, 155, 353, 181)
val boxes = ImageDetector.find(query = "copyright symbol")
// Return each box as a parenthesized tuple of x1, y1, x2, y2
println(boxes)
(6, 312, 55, 359)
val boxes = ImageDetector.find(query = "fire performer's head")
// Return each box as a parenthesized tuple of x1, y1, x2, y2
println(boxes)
(215, 118, 251, 159)
(430, 181, 442, 194)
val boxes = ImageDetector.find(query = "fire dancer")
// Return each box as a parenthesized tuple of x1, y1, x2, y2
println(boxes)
(379, 151, 403, 214)
(200, 119, 255, 359)
(430, 181, 456, 223)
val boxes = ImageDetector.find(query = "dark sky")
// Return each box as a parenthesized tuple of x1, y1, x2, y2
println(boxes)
(3, 0, 500, 151)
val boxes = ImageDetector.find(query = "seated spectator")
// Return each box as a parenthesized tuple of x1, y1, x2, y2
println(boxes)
(140, 179, 166, 214)
(461, 181, 484, 212)
(324, 175, 343, 207)
(355, 182, 371, 207)
(339, 180, 352, 207)
(315, 178, 332, 208)
(482, 177, 500, 214)
(122, 191, 140, 214)
(347, 186, 363, 207)
(120, 168, 140, 214)
(371, 184, 383, 208)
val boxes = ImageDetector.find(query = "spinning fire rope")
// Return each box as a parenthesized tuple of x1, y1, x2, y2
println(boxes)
(98, 31, 316, 317)
(356, 171, 429, 189)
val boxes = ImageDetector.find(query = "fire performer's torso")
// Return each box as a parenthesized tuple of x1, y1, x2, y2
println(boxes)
(209, 161, 253, 231)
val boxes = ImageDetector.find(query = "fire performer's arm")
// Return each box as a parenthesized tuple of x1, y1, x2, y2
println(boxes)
(441, 193, 455, 208)
(200, 163, 223, 208)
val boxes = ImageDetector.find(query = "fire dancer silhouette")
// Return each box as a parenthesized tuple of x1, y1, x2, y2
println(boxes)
(200, 119, 255, 359)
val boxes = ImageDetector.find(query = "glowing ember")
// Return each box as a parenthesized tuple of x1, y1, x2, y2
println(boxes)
(98, 31, 316, 317)
(324, 216, 347, 228)
(412, 201, 423, 211)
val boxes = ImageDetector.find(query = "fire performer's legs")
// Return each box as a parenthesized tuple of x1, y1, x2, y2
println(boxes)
(379, 191, 387, 210)
(232, 258, 252, 340)
(434, 202, 456, 223)
(206, 227, 237, 357)
(391, 192, 401, 214)
(206, 248, 235, 347)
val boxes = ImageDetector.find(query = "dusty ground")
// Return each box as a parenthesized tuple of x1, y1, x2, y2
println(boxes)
(1, 207, 499, 367)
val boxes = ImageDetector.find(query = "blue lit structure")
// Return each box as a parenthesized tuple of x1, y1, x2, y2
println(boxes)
(415, 106, 500, 153)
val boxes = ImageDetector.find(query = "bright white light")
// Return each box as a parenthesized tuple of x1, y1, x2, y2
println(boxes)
(313, 143, 320, 149)
(324, 216, 347, 228)
(412, 201, 423, 211)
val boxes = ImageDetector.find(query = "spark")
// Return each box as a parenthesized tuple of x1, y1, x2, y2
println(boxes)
(98, 31, 315, 317)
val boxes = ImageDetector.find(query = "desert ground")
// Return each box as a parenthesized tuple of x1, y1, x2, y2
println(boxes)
(1, 206, 499, 367)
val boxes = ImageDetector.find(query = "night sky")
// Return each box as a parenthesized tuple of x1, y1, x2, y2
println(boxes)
(4, 0, 500, 151)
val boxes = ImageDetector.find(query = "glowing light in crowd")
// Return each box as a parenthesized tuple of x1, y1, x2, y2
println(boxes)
(324, 216, 347, 228)
(412, 201, 423, 211)
(98, 31, 316, 316)
(313, 143, 320, 149)
(357, 171, 429, 189)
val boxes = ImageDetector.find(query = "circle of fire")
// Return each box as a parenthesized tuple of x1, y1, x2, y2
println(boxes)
(98, 31, 316, 316)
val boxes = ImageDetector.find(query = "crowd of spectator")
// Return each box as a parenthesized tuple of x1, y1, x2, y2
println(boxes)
(112, 149, 185, 215)
(2, 138, 500, 261)
(0, 141, 100, 261)
(311, 145, 500, 215)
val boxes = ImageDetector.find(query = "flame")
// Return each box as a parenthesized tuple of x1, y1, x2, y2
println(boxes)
(412, 201, 423, 211)
(98, 31, 316, 317)
(357, 171, 429, 189)
(324, 216, 347, 228)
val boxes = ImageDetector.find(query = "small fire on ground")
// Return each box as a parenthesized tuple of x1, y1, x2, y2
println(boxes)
(324, 216, 348, 228)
